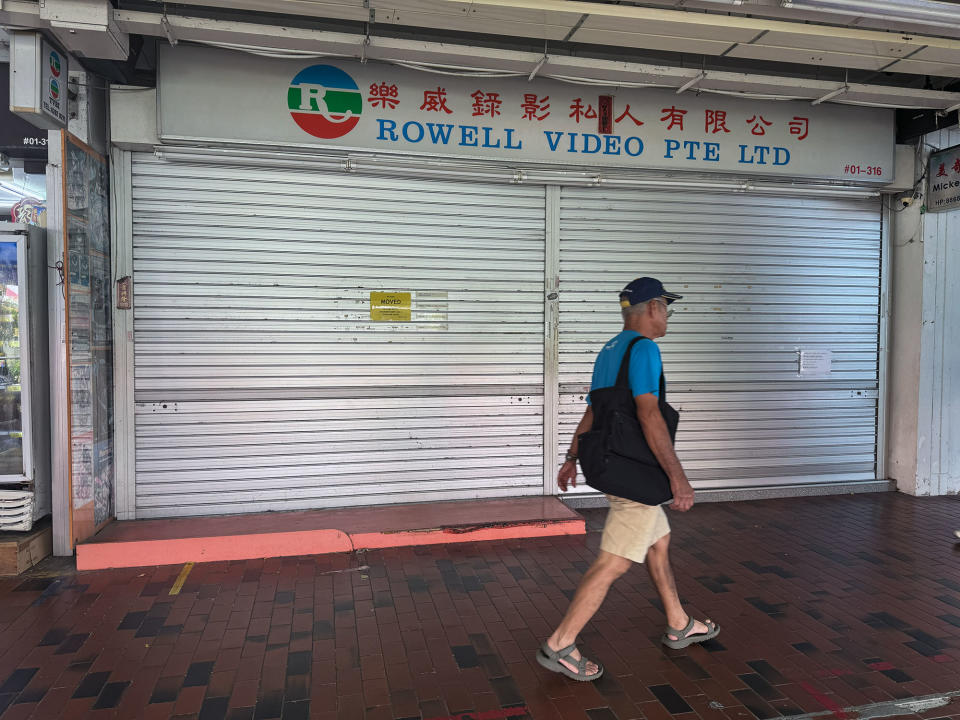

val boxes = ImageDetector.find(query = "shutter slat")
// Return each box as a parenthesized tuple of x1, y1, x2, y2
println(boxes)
(556, 187, 880, 493)
(131, 153, 546, 516)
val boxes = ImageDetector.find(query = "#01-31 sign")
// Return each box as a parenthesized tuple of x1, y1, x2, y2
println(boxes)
(159, 44, 894, 183)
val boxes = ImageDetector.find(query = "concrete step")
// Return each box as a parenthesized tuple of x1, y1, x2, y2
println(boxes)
(76, 497, 585, 570)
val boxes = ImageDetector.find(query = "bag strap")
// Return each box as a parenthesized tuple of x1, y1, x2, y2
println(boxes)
(615, 335, 668, 401)
(615, 336, 647, 388)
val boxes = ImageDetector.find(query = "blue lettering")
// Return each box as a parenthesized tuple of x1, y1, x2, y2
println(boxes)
(755, 146, 771, 165)
(665, 139, 681, 159)
(544, 131, 564, 152)
(683, 140, 701, 160)
(568, 133, 577, 153)
(460, 126, 478, 147)
(625, 137, 643, 156)
(603, 135, 621, 155)
(402, 121, 424, 143)
(504, 128, 522, 150)
(377, 119, 398, 141)
(481, 127, 501, 149)
(704, 142, 720, 162)
(426, 123, 454, 144)
(774, 147, 790, 166)
(582, 134, 601, 154)
(739, 144, 754, 164)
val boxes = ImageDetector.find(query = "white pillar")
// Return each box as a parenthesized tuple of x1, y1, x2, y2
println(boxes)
(889, 127, 960, 496)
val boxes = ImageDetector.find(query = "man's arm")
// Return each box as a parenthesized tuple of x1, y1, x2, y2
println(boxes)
(635, 394, 694, 511)
(557, 406, 594, 492)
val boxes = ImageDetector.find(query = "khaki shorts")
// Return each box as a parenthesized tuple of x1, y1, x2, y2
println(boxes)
(600, 495, 671, 564)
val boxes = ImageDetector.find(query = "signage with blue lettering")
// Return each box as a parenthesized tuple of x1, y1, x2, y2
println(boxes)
(160, 45, 895, 183)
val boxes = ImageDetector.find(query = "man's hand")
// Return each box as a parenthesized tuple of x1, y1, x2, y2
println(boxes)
(669, 479, 694, 512)
(636, 394, 692, 511)
(557, 460, 577, 492)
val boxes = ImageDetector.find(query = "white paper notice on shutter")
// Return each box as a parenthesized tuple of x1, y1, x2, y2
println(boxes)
(799, 350, 832, 377)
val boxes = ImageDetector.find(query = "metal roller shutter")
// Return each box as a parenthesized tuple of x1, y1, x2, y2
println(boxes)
(131, 153, 545, 518)
(557, 188, 881, 493)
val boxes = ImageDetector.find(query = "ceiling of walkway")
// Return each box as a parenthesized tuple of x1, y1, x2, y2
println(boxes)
(4, 0, 960, 135)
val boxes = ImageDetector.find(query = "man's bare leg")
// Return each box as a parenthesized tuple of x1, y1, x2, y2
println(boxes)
(545, 550, 632, 675)
(646, 533, 711, 641)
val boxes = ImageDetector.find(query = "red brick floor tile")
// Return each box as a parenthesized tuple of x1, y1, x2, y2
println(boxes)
(172, 684, 206, 715)
(361, 676, 390, 707)
(336, 692, 364, 720)
(229, 676, 259, 708)
(213, 647, 243, 673)
(310, 682, 339, 713)
(362, 706, 393, 720)
(5, 495, 960, 720)
(207, 668, 236, 699)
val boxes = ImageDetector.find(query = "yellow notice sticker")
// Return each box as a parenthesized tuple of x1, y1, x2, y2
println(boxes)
(370, 291, 412, 322)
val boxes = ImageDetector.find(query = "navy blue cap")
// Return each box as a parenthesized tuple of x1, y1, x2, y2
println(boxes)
(619, 277, 683, 307)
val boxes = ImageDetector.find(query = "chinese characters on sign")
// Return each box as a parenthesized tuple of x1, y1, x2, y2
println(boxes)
(616, 105, 643, 127)
(746, 115, 772, 135)
(521, 94, 550, 121)
(368, 82, 399, 109)
(789, 117, 809, 140)
(598, 96, 613, 134)
(389, 90, 816, 157)
(934, 155, 960, 177)
(661, 106, 687, 131)
(705, 110, 730, 134)
(420, 87, 453, 114)
(160, 46, 897, 182)
(375, 89, 823, 168)
(569, 98, 598, 123)
(928, 143, 960, 213)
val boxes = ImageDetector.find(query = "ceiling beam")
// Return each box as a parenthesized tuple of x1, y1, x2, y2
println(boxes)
(112, 8, 960, 110)
(5, 0, 960, 108)
(122, 0, 960, 77)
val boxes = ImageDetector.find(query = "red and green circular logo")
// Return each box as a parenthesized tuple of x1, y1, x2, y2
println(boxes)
(288, 65, 362, 139)
(49, 52, 61, 77)
(49, 78, 60, 99)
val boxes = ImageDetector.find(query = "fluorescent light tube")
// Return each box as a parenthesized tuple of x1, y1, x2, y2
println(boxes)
(781, 0, 960, 29)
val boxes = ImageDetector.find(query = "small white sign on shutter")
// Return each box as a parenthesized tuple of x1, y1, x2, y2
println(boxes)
(799, 350, 832, 377)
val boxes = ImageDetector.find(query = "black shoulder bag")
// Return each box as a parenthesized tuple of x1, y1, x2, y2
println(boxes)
(576, 336, 680, 506)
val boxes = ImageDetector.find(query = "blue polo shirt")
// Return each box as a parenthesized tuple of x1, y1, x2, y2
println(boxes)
(587, 330, 661, 403)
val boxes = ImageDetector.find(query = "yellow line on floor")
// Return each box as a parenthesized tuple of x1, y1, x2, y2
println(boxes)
(168, 562, 194, 596)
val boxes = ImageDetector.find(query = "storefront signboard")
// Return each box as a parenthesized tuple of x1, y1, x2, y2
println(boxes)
(159, 45, 894, 183)
(927, 143, 960, 213)
(8, 33, 69, 130)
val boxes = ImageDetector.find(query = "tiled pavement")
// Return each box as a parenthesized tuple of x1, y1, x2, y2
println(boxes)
(3, 492, 960, 720)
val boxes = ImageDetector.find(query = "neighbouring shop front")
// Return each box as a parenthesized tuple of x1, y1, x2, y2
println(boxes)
(112, 44, 892, 519)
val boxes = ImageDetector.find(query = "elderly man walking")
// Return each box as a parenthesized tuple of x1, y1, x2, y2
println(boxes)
(536, 277, 719, 682)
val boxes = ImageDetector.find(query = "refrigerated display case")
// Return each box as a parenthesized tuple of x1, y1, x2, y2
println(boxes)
(0, 222, 50, 531)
